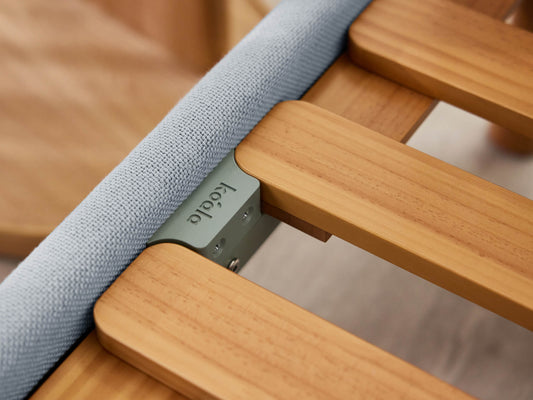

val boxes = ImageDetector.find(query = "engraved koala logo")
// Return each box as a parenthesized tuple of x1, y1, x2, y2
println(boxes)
(187, 182, 237, 224)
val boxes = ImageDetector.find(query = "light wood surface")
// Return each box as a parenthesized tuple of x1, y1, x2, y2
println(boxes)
(488, 0, 533, 154)
(303, 54, 435, 143)
(298, 1, 467, 235)
(303, 0, 517, 143)
(224, 0, 272, 54)
(20, 102, 533, 400)
(32, 332, 187, 400)
(88, 0, 224, 72)
(87, 0, 269, 73)
(0, 0, 199, 256)
(235, 101, 533, 331)
(95, 243, 474, 400)
(262, 201, 331, 242)
(348, 0, 533, 139)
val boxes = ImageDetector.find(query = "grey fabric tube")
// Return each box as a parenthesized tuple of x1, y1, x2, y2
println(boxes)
(0, 0, 372, 398)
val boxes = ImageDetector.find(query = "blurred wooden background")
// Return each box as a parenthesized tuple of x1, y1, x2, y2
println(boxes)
(0, 1, 532, 399)
(0, 0, 270, 256)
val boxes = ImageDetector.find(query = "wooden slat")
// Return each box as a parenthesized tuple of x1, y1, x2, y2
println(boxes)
(235, 101, 533, 330)
(348, 0, 533, 139)
(488, 0, 533, 155)
(0, 0, 200, 257)
(31, 332, 187, 400)
(95, 243, 474, 400)
(303, 0, 517, 143)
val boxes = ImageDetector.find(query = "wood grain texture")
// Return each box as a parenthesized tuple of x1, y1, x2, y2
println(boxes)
(488, 0, 533, 154)
(303, 0, 517, 143)
(262, 201, 331, 242)
(95, 243, 474, 400)
(303, 54, 435, 143)
(300, 0, 518, 228)
(348, 0, 533, 139)
(32, 332, 187, 400)
(235, 101, 533, 330)
(0, 0, 199, 256)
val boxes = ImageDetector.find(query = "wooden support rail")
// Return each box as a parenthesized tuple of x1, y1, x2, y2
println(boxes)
(303, 0, 516, 144)
(32, 333, 186, 400)
(348, 0, 533, 139)
(94, 243, 473, 400)
(235, 101, 533, 331)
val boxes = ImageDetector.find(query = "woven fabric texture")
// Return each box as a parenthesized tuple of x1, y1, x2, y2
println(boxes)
(0, 0, 371, 398)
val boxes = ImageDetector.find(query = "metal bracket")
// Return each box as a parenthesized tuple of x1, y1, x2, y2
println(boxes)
(148, 150, 278, 273)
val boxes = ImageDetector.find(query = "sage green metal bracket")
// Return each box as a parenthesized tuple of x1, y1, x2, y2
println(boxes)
(148, 150, 278, 273)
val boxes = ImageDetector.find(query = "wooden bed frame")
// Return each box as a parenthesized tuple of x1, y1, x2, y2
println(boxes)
(14, 0, 532, 398)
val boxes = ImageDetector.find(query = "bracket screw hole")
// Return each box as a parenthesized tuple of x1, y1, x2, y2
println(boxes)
(212, 238, 226, 257)
(241, 206, 254, 225)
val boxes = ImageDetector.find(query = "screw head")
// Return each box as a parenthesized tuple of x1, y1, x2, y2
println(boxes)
(227, 258, 240, 272)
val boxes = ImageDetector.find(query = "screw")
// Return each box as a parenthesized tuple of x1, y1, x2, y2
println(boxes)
(227, 258, 240, 272)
